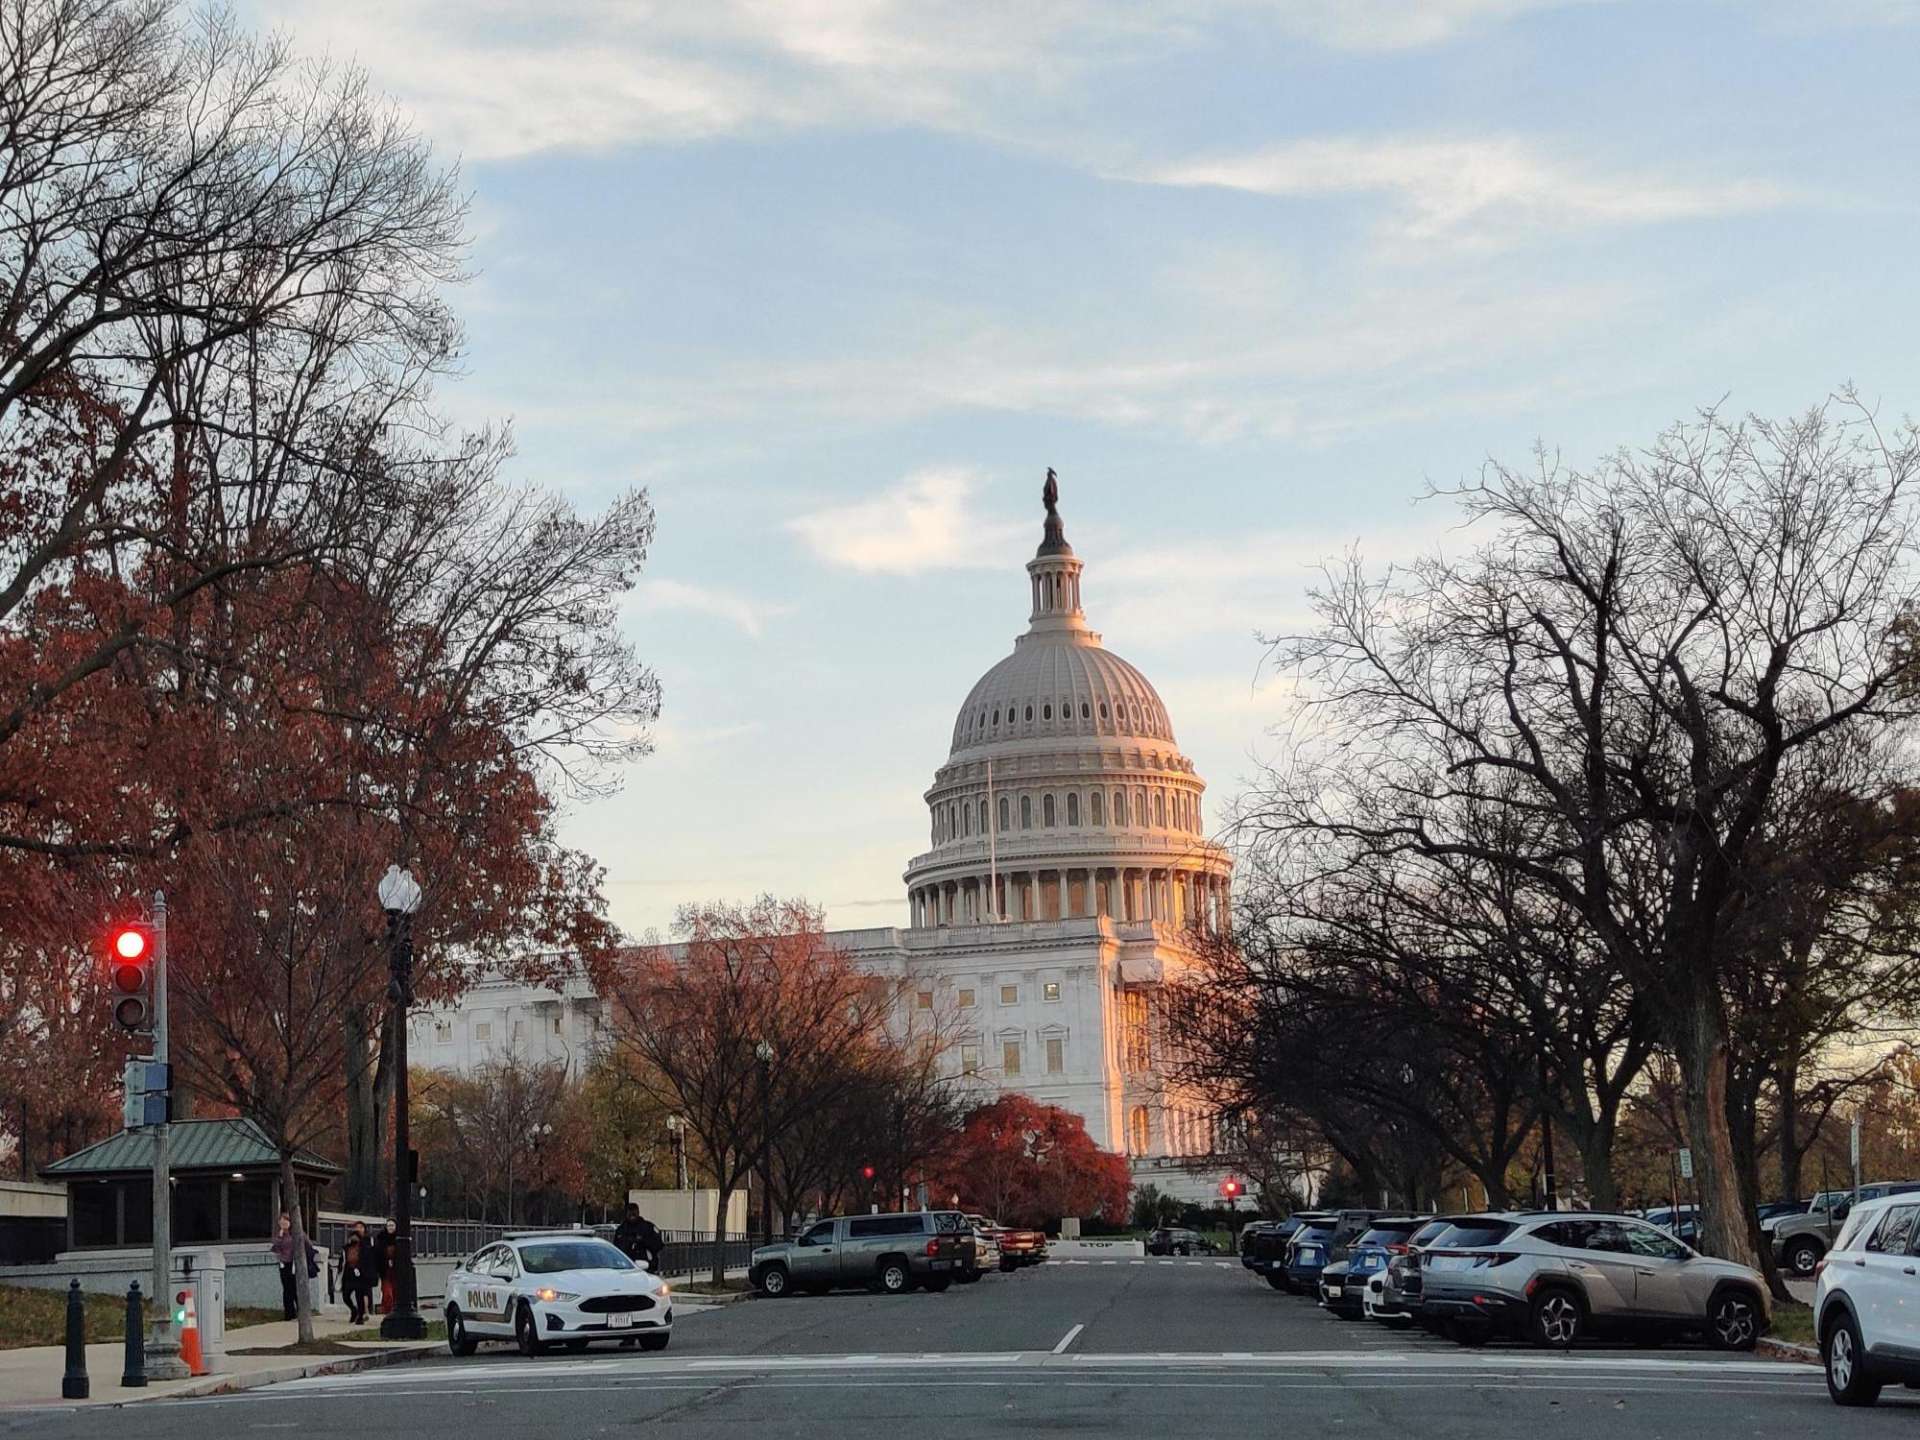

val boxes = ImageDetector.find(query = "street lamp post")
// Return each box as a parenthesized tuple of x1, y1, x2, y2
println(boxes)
(753, 1041, 775, 1244)
(528, 1122, 553, 1225)
(378, 864, 428, 1341)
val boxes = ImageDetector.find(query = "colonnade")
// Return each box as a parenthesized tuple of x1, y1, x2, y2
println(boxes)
(908, 865, 1228, 933)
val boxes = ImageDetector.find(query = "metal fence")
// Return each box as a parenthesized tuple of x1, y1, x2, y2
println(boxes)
(314, 1215, 755, 1272)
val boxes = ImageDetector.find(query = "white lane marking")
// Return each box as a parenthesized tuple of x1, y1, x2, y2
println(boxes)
(1053, 1324, 1085, 1355)
(1129, 1260, 1145, 1266)
(1101, 1260, 1116, 1266)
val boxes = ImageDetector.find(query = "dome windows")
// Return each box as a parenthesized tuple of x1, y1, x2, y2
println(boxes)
(1025, 705, 1034, 723)
(1042, 703, 1052, 721)
(1113, 789, 1128, 826)
(1067, 792, 1080, 826)
(1020, 795, 1032, 829)
(1080, 701, 1090, 720)
(998, 797, 1010, 832)
(1043, 794, 1057, 827)
(1099, 702, 1109, 721)
(992, 709, 1000, 727)
(1090, 790, 1104, 825)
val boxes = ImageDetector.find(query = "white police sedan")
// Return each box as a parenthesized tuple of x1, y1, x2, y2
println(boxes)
(444, 1232, 672, 1357)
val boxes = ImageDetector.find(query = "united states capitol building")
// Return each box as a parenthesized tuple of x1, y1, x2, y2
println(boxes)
(418, 482, 1236, 1203)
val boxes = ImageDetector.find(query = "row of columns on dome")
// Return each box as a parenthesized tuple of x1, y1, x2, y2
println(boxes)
(909, 866, 1229, 932)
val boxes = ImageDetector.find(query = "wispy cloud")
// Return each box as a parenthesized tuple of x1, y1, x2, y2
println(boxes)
(251, 0, 1594, 160)
(787, 468, 1029, 574)
(1139, 136, 1792, 245)
(631, 578, 785, 637)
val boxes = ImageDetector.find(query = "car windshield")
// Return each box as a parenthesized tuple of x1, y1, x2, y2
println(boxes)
(1356, 1225, 1420, 1247)
(1410, 1221, 1452, 1246)
(517, 1240, 634, 1274)
(1294, 1225, 1334, 1242)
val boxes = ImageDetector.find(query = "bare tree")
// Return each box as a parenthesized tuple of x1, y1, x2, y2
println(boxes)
(1254, 393, 1920, 1264)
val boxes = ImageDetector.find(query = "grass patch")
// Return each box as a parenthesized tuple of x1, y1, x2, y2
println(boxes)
(1770, 1301, 1815, 1346)
(338, 1320, 446, 1343)
(0, 1283, 280, 1351)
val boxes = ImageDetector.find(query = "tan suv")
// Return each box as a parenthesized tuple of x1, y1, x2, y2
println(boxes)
(749, 1211, 974, 1296)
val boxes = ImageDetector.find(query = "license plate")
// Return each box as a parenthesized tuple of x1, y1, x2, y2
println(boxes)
(1298, 1246, 1322, 1263)
(608, 1312, 631, 1329)
(1325, 1284, 1342, 1297)
(1426, 1255, 1474, 1271)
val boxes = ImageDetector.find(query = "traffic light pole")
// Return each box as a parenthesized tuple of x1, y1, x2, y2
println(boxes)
(145, 892, 187, 1380)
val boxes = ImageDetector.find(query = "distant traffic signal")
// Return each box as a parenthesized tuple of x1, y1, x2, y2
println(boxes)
(107, 923, 154, 1034)
(1220, 1178, 1242, 1200)
(860, 1165, 875, 1181)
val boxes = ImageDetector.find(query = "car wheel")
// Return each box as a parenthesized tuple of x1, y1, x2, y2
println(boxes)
(1786, 1238, 1824, 1277)
(445, 1305, 478, 1357)
(757, 1264, 791, 1298)
(1529, 1289, 1583, 1349)
(878, 1259, 911, 1294)
(639, 1333, 671, 1353)
(1824, 1312, 1882, 1407)
(514, 1302, 547, 1358)
(1264, 1274, 1288, 1291)
(1709, 1291, 1761, 1352)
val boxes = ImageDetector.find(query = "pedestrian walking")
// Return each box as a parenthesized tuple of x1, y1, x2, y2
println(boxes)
(340, 1235, 371, 1324)
(271, 1212, 299, 1319)
(638, 1212, 665, 1272)
(374, 1219, 398, 1315)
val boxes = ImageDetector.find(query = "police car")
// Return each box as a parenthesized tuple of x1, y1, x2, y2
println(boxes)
(444, 1232, 672, 1357)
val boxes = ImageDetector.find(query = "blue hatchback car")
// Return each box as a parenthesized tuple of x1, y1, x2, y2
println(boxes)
(1284, 1220, 1339, 1292)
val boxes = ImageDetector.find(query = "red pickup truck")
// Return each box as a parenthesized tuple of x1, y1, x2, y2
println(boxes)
(971, 1215, 1048, 1270)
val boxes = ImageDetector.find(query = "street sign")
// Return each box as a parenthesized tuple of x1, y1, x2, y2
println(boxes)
(1677, 1147, 1694, 1180)
(122, 1060, 171, 1130)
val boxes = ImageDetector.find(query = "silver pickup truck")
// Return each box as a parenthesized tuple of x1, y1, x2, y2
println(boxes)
(749, 1210, 975, 1296)
(1773, 1182, 1920, 1276)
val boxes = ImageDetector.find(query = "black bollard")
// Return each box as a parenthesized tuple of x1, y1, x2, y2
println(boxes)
(122, 1281, 146, 1388)
(60, 1279, 89, 1400)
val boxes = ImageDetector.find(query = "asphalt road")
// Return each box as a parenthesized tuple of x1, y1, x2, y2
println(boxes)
(4, 1257, 1904, 1439)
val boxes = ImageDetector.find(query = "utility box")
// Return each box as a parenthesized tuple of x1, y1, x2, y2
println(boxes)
(173, 1248, 227, 1374)
(1060, 1217, 1082, 1239)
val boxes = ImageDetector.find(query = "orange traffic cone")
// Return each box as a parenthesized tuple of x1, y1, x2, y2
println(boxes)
(175, 1288, 205, 1376)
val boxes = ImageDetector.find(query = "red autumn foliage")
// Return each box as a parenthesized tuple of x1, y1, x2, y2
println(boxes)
(935, 1095, 1131, 1228)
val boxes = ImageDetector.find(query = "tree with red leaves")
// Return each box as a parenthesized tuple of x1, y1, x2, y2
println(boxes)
(937, 1095, 1131, 1229)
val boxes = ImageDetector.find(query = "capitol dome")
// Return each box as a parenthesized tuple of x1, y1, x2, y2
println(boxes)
(904, 473, 1230, 935)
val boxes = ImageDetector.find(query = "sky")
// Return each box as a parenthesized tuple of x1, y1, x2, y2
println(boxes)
(242, 0, 1920, 940)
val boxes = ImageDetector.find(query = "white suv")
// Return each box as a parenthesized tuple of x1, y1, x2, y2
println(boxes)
(1815, 1192, 1920, 1405)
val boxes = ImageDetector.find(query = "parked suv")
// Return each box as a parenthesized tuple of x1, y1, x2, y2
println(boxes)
(1420, 1212, 1769, 1350)
(1245, 1213, 1328, 1291)
(1815, 1192, 1920, 1406)
(1286, 1210, 1377, 1295)
(1775, 1182, 1920, 1278)
(1377, 1216, 1469, 1327)
(749, 1210, 973, 1297)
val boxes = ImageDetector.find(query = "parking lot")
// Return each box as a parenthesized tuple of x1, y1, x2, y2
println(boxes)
(6, 1257, 1893, 1440)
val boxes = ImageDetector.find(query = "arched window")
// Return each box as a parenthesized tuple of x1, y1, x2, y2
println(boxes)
(1067, 793, 1080, 826)
(991, 709, 999, 727)
(951, 802, 960, 837)
(962, 804, 971, 837)
(1043, 793, 1056, 827)
(1135, 788, 1148, 826)
(1129, 1105, 1151, 1156)
(1020, 795, 1032, 829)
(1099, 701, 1109, 721)
(1080, 701, 1091, 720)
(1114, 789, 1127, 826)
(1090, 790, 1104, 825)
(1153, 791, 1166, 827)
(998, 796, 1010, 832)
(978, 799, 988, 834)
(1042, 703, 1052, 721)
(1024, 705, 1034, 723)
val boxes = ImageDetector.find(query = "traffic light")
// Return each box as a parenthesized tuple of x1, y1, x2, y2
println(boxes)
(860, 1165, 875, 1181)
(172, 1291, 189, 1325)
(107, 922, 154, 1034)
(1220, 1178, 1242, 1200)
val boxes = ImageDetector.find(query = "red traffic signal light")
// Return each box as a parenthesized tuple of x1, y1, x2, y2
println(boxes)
(860, 1165, 875, 1181)
(1220, 1178, 1242, 1198)
(107, 923, 154, 1033)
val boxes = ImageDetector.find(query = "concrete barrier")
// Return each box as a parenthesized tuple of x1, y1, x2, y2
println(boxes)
(1045, 1238, 1145, 1259)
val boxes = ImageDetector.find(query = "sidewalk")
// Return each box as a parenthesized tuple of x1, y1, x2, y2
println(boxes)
(0, 1308, 440, 1410)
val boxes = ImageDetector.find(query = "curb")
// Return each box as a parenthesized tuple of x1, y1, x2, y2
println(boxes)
(673, 1290, 756, 1308)
(1758, 1337, 1818, 1364)
(90, 1341, 444, 1406)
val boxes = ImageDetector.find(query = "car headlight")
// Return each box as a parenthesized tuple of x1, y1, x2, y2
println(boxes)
(534, 1288, 579, 1303)
(659, 1283, 671, 1295)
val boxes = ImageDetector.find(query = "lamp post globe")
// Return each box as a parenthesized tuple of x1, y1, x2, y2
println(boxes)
(379, 863, 427, 1340)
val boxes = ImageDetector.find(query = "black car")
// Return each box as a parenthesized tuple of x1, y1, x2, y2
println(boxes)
(1147, 1227, 1217, 1256)
(1283, 1218, 1342, 1293)
(1247, 1213, 1331, 1291)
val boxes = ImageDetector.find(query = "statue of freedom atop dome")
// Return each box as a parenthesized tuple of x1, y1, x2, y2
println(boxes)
(1043, 467, 1059, 513)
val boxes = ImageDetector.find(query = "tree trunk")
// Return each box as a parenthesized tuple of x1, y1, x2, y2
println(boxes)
(1679, 1018, 1762, 1268)
(344, 1007, 379, 1211)
(282, 1151, 316, 1344)
(1570, 1112, 1620, 1210)
(710, 1182, 733, 1285)
(1777, 1061, 1802, 1201)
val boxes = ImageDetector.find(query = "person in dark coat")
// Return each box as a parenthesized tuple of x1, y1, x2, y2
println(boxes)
(613, 1203, 647, 1262)
(373, 1219, 397, 1314)
(271, 1212, 299, 1319)
(340, 1236, 371, 1324)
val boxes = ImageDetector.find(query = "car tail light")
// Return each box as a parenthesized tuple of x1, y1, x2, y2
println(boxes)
(1387, 1243, 1410, 1255)
(926, 1239, 940, 1257)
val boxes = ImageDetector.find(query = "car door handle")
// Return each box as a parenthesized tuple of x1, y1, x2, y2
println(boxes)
(1854, 1258, 1867, 1267)
(1905, 1267, 1916, 1276)
(1636, 1269, 1655, 1277)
